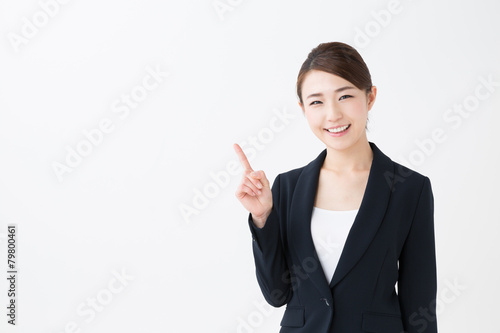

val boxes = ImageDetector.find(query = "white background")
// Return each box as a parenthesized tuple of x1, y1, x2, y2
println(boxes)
(0, 0, 499, 332)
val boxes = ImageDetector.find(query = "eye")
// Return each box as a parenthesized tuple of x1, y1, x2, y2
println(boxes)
(339, 95, 352, 101)
(309, 100, 322, 106)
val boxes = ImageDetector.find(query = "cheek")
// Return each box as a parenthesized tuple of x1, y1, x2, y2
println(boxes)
(346, 101, 368, 117)
(306, 112, 323, 128)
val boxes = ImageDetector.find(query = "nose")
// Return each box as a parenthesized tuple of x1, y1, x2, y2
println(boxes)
(326, 102, 342, 122)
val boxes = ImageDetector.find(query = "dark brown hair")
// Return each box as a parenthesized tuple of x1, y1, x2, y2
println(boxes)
(297, 42, 372, 129)
(296, 41, 373, 106)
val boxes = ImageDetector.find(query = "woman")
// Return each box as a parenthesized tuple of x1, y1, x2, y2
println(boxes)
(233, 41, 438, 333)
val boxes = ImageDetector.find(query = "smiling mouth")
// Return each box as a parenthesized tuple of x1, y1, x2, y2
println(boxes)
(325, 124, 350, 133)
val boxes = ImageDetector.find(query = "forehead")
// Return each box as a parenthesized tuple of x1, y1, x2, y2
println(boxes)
(301, 70, 354, 93)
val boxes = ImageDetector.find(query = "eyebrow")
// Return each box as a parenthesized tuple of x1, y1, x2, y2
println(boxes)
(305, 86, 356, 100)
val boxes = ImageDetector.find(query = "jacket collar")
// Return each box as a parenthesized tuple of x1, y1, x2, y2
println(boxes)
(288, 141, 395, 299)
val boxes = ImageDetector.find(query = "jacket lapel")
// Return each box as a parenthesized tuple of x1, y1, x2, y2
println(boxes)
(288, 141, 395, 298)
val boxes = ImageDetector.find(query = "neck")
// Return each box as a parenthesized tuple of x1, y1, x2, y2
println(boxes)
(323, 138, 373, 173)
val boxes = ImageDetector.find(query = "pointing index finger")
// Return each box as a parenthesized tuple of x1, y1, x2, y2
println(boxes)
(233, 143, 253, 172)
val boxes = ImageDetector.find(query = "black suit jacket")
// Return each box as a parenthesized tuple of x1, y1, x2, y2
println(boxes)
(248, 142, 437, 333)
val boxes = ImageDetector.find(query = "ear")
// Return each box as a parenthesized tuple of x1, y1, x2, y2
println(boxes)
(298, 101, 305, 113)
(367, 86, 377, 111)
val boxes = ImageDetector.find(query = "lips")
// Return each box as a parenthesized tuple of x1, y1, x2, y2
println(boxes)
(325, 124, 350, 133)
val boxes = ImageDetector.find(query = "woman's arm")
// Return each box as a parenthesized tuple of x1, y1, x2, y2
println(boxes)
(248, 174, 292, 307)
(398, 176, 438, 333)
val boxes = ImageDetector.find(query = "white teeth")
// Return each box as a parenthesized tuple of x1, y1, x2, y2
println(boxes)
(327, 125, 349, 133)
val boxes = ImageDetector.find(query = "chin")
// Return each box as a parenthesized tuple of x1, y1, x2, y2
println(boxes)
(321, 134, 364, 152)
(326, 141, 353, 151)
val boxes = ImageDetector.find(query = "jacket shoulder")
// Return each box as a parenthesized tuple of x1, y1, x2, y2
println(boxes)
(276, 164, 305, 187)
(279, 165, 304, 179)
(391, 160, 432, 193)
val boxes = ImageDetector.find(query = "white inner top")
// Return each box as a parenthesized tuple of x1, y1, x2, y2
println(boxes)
(310, 206, 359, 283)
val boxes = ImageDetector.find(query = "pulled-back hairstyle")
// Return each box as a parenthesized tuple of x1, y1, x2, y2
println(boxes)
(297, 42, 372, 129)
(296, 42, 373, 106)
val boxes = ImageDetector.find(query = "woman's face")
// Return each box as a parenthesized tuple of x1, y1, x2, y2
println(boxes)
(299, 69, 377, 152)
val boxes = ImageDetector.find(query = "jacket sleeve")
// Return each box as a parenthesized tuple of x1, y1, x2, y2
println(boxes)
(398, 176, 438, 333)
(248, 173, 292, 307)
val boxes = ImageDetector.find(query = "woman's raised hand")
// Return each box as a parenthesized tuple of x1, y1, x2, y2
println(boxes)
(233, 143, 273, 228)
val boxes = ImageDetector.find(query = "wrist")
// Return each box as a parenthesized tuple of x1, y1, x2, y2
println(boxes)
(252, 209, 272, 228)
